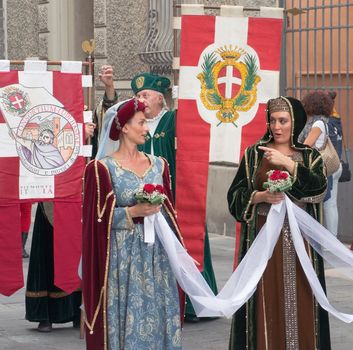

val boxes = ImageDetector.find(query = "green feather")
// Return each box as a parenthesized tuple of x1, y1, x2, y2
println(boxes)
(201, 53, 218, 89)
(243, 54, 258, 91)
(209, 92, 222, 105)
(234, 93, 248, 106)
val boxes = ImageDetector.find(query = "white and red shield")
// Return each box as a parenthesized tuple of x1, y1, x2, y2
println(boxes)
(9, 93, 25, 110)
(217, 65, 242, 99)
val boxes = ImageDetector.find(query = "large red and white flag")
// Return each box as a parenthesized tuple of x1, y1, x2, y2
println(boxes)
(176, 7, 283, 266)
(0, 61, 92, 296)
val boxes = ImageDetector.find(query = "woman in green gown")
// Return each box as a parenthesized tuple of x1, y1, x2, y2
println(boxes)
(227, 97, 331, 350)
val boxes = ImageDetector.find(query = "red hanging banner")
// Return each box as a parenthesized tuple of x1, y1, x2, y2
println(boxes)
(0, 65, 88, 295)
(177, 13, 283, 266)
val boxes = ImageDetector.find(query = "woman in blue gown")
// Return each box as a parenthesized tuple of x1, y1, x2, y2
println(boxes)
(82, 98, 184, 350)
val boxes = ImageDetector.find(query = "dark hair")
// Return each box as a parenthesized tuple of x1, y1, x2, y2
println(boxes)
(328, 91, 337, 100)
(302, 91, 334, 117)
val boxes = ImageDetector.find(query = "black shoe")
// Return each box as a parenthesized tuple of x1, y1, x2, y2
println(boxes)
(37, 321, 52, 332)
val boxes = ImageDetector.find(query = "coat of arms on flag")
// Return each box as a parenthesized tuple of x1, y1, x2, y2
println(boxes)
(198, 45, 261, 124)
(175, 7, 284, 266)
(0, 61, 91, 296)
(1, 85, 81, 178)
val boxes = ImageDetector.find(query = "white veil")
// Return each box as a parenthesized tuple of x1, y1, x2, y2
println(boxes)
(95, 99, 129, 160)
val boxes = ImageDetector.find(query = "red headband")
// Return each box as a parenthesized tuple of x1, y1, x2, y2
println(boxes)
(109, 98, 146, 141)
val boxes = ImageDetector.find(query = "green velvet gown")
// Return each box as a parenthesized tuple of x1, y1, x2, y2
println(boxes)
(227, 97, 331, 350)
(25, 203, 81, 325)
(138, 110, 218, 320)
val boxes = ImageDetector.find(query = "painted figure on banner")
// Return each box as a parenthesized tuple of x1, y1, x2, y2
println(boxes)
(227, 97, 330, 349)
(0, 85, 80, 176)
(11, 127, 65, 169)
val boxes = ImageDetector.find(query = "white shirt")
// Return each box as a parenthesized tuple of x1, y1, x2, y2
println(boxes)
(312, 120, 327, 149)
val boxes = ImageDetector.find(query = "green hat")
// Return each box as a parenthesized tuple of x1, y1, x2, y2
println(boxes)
(131, 73, 171, 95)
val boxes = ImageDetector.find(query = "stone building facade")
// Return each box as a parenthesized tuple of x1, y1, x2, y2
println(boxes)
(0, 0, 282, 238)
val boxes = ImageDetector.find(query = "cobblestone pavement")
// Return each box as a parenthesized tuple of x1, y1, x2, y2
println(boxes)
(1, 227, 353, 349)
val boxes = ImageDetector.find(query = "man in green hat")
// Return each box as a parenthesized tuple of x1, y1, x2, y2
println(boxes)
(131, 72, 218, 322)
(131, 72, 176, 193)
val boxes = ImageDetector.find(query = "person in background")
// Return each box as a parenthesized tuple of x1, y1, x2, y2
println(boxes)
(131, 72, 218, 322)
(25, 65, 118, 333)
(298, 90, 333, 152)
(228, 96, 330, 349)
(323, 91, 343, 236)
(298, 91, 335, 235)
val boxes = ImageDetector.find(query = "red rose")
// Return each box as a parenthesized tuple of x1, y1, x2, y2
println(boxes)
(279, 172, 288, 180)
(143, 184, 155, 194)
(155, 184, 164, 193)
(269, 170, 281, 181)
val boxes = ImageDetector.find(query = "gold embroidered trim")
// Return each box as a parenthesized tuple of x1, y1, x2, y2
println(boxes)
(103, 196, 115, 350)
(292, 161, 298, 184)
(95, 160, 114, 222)
(244, 148, 251, 188)
(84, 287, 105, 336)
(252, 146, 259, 187)
(112, 153, 154, 179)
(282, 223, 299, 350)
(25, 289, 81, 298)
(243, 190, 258, 223)
(261, 277, 268, 350)
(160, 156, 174, 201)
(311, 153, 322, 169)
(300, 192, 326, 204)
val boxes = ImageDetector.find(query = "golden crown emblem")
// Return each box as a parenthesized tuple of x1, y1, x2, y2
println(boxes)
(135, 76, 145, 89)
(215, 45, 246, 61)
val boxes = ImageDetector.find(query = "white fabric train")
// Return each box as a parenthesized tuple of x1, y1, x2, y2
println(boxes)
(152, 195, 353, 321)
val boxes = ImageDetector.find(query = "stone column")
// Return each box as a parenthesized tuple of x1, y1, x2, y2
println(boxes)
(94, 0, 149, 102)
(6, 0, 40, 60)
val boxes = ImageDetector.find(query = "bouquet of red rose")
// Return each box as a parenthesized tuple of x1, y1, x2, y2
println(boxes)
(135, 183, 166, 205)
(263, 169, 293, 193)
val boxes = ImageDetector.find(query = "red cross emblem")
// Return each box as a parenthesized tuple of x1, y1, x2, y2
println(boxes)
(9, 93, 25, 110)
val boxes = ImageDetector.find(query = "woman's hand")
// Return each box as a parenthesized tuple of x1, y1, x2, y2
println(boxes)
(252, 190, 284, 204)
(258, 146, 295, 174)
(128, 203, 162, 218)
